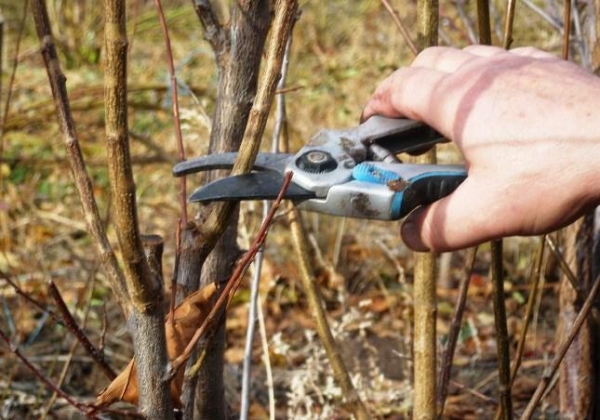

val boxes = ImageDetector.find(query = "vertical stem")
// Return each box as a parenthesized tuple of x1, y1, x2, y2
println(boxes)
(29, 0, 129, 313)
(562, 0, 572, 60)
(414, 0, 438, 417)
(437, 247, 478, 416)
(417, 0, 438, 49)
(153, 0, 187, 226)
(103, 0, 162, 311)
(413, 252, 437, 420)
(503, 0, 517, 48)
(510, 238, 545, 385)
(288, 207, 370, 420)
(103, 0, 171, 417)
(491, 240, 512, 420)
(240, 33, 293, 420)
(476, 0, 492, 44)
(477, 4, 513, 417)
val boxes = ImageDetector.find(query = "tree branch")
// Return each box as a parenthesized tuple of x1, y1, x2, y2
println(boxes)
(191, 0, 230, 67)
(29, 0, 129, 316)
(103, 0, 172, 417)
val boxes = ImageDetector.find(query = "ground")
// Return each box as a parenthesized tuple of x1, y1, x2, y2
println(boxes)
(0, 0, 583, 418)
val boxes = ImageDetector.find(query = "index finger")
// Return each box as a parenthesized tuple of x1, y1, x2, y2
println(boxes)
(360, 66, 447, 132)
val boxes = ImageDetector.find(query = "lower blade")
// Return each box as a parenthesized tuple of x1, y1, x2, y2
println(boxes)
(189, 171, 316, 203)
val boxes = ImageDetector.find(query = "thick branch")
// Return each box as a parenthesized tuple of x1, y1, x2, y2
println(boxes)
(203, 0, 298, 239)
(29, 0, 129, 316)
(103, 0, 161, 313)
(191, 0, 230, 67)
(103, 1, 172, 418)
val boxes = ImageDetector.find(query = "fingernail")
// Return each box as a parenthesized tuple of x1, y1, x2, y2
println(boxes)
(401, 220, 430, 252)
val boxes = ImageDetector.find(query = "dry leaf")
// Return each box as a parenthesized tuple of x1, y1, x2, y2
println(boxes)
(95, 282, 217, 409)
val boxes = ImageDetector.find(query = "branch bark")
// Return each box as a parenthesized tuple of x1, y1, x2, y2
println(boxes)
(103, 0, 172, 417)
(29, 0, 129, 315)
(413, 0, 438, 417)
(557, 217, 595, 419)
(182, 1, 298, 417)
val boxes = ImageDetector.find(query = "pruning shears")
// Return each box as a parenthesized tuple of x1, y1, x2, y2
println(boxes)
(172, 116, 467, 221)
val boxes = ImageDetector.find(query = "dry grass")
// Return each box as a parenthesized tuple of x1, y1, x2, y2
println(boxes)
(0, 0, 579, 418)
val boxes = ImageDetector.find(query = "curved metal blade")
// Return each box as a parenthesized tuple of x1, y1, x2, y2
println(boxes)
(173, 152, 293, 177)
(189, 171, 316, 203)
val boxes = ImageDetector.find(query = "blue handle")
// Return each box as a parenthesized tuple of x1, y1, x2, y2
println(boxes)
(353, 162, 467, 219)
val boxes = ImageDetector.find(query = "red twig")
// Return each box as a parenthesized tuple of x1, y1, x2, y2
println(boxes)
(154, 0, 188, 226)
(0, 327, 96, 418)
(167, 172, 294, 379)
(0, 0, 28, 137)
(0, 271, 57, 322)
(48, 280, 117, 380)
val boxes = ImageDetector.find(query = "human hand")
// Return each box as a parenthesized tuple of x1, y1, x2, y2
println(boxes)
(361, 45, 600, 252)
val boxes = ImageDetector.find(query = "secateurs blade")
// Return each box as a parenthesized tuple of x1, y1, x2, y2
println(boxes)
(173, 116, 468, 221)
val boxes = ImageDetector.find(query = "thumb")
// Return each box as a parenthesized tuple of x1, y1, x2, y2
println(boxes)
(400, 178, 503, 252)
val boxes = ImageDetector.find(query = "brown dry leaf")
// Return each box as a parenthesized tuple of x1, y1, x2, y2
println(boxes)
(95, 282, 217, 409)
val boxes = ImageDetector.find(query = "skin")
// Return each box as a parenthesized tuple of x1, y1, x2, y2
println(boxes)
(361, 45, 600, 252)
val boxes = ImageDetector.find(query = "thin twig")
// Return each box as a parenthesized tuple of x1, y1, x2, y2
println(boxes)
(562, 0, 572, 59)
(509, 238, 545, 384)
(240, 241, 266, 420)
(29, 0, 129, 314)
(521, 273, 600, 419)
(169, 173, 294, 377)
(450, 380, 498, 404)
(490, 240, 512, 420)
(0, 328, 95, 418)
(240, 31, 294, 420)
(0, 0, 28, 145)
(380, 0, 419, 56)
(438, 247, 478, 417)
(288, 206, 370, 420)
(257, 300, 276, 420)
(0, 271, 59, 322)
(520, 0, 562, 31)
(456, 0, 478, 44)
(171, 221, 182, 322)
(48, 280, 117, 380)
(154, 0, 187, 226)
(42, 273, 98, 419)
(544, 235, 581, 297)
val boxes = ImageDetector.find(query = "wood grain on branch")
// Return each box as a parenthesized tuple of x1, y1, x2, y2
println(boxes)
(413, 0, 438, 416)
(29, 0, 129, 315)
(204, 0, 298, 237)
(104, 0, 162, 313)
(103, 0, 172, 417)
(183, 1, 273, 417)
(191, 0, 229, 67)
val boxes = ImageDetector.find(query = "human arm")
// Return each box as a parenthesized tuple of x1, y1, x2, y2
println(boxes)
(361, 45, 600, 252)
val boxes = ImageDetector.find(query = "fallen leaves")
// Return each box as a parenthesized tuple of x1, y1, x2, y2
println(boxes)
(94, 282, 217, 408)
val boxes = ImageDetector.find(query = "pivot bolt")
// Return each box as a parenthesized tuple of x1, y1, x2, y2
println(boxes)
(296, 151, 337, 173)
